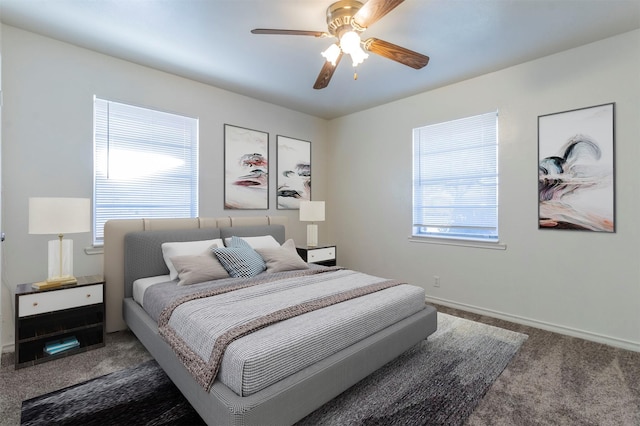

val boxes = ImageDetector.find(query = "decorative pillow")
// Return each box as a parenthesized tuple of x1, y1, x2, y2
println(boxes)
(161, 239, 224, 280)
(170, 253, 230, 286)
(256, 239, 309, 273)
(223, 235, 281, 249)
(213, 236, 266, 278)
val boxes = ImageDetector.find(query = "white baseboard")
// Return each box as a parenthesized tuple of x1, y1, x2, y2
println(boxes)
(2, 342, 15, 354)
(426, 296, 640, 353)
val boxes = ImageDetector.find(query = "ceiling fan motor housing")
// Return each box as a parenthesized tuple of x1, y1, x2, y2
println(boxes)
(326, 0, 365, 39)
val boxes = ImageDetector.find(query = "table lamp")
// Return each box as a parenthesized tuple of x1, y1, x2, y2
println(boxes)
(29, 197, 91, 286)
(299, 200, 325, 247)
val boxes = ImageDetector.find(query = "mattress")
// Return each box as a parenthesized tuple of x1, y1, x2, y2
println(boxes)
(133, 275, 170, 305)
(134, 269, 426, 396)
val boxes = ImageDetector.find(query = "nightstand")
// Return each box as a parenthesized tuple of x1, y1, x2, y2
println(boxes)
(14, 275, 106, 369)
(296, 245, 337, 267)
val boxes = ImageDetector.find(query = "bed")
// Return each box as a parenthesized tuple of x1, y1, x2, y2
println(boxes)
(104, 216, 437, 426)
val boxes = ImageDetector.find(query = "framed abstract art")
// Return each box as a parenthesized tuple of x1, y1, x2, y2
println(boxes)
(276, 135, 311, 209)
(538, 103, 615, 232)
(224, 124, 269, 209)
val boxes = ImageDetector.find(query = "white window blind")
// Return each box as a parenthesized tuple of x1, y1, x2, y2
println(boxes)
(412, 111, 498, 242)
(93, 97, 198, 244)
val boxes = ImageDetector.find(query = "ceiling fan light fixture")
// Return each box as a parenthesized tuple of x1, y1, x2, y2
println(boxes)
(321, 43, 341, 66)
(339, 30, 361, 54)
(339, 30, 368, 67)
(348, 46, 368, 67)
(252, 0, 429, 89)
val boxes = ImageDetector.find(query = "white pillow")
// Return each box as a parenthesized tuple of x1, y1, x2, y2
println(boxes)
(223, 235, 281, 249)
(161, 238, 224, 280)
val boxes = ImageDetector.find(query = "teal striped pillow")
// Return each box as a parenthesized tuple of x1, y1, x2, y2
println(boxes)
(212, 236, 266, 278)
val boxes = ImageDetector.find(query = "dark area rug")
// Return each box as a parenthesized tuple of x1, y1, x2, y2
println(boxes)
(21, 313, 527, 426)
(20, 359, 201, 426)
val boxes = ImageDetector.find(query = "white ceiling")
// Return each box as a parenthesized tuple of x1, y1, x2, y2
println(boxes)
(1, 0, 639, 119)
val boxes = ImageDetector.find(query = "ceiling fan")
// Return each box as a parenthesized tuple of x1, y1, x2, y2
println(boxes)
(251, 0, 429, 89)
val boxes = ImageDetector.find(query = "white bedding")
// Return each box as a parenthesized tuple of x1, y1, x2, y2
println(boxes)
(133, 275, 171, 306)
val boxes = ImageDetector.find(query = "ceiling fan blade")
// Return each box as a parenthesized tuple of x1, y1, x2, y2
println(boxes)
(364, 38, 429, 69)
(353, 0, 405, 29)
(313, 52, 343, 89)
(251, 29, 328, 37)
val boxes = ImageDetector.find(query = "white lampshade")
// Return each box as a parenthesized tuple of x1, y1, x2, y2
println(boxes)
(299, 201, 325, 222)
(300, 201, 325, 247)
(29, 198, 91, 235)
(29, 197, 91, 284)
(348, 46, 369, 66)
(321, 43, 341, 66)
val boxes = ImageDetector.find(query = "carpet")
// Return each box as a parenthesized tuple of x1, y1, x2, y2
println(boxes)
(21, 313, 527, 426)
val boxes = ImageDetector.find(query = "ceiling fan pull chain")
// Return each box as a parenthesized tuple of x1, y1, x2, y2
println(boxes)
(354, 68, 358, 80)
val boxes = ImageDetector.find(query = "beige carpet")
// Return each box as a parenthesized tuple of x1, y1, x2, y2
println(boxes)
(437, 305, 640, 426)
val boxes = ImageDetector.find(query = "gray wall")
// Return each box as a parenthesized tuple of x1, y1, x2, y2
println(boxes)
(0, 26, 329, 349)
(326, 29, 640, 351)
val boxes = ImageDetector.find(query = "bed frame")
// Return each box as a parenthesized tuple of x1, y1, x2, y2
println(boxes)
(104, 216, 437, 425)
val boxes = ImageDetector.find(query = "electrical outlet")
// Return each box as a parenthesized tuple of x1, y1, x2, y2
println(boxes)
(434, 275, 440, 287)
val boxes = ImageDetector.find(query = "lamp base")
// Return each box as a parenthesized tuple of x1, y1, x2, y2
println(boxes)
(48, 238, 74, 281)
(306, 223, 318, 247)
(46, 275, 78, 285)
(33, 276, 78, 290)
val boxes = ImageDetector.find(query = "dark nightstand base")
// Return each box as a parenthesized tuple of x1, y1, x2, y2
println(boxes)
(15, 275, 106, 369)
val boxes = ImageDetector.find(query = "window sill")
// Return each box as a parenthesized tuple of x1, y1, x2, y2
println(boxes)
(408, 236, 506, 250)
(84, 246, 104, 255)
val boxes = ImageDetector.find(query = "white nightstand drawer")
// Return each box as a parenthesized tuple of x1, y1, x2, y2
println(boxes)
(18, 284, 103, 317)
(307, 247, 336, 263)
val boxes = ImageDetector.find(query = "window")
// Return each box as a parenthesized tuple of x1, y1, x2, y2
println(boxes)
(412, 111, 498, 242)
(93, 97, 198, 244)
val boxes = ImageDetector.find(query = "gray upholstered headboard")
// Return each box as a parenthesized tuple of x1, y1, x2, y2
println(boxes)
(104, 216, 288, 332)
(123, 228, 221, 298)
